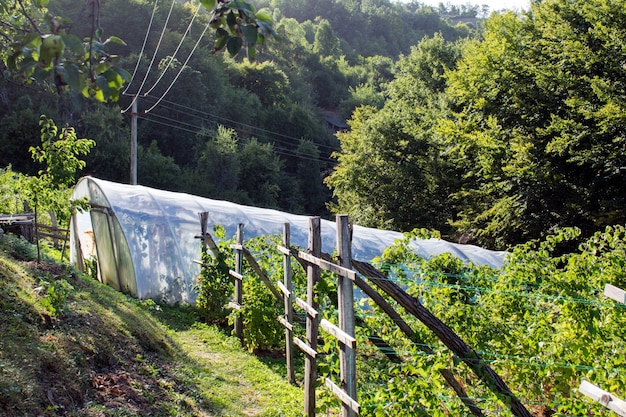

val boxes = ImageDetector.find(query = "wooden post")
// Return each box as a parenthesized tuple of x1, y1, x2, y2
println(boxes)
(48, 210, 59, 248)
(234, 223, 244, 345)
(337, 215, 356, 417)
(304, 217, 321, 417)
(282, 223, 296, 385)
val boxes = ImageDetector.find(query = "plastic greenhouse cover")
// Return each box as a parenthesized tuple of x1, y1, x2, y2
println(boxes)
(71, 177, 507, 303)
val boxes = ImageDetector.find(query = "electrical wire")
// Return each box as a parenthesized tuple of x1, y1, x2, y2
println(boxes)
(138, 111, 338, 164)
(122, 0, 177, 114)
(144, 95, 342, 154)
(122, 0, 159, 95)
(143, 21, 211, 114)
(142, 4, 201, 96)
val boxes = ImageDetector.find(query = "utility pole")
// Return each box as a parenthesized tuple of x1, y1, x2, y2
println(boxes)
(130, 96, 138, 185)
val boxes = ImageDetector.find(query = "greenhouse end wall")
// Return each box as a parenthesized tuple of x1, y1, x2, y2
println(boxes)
(70, 177, 507, 304)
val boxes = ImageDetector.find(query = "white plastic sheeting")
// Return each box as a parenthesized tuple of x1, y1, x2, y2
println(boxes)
(70, 177, 506, 304)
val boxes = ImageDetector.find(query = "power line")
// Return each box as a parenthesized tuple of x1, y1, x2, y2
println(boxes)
(143, 21, 212, 114)
(138, 112, 336, 164)
(122, 0, 177, 114)
(122, 0, 159, 95)
(145, 95, 341, 154)
(142, 5, 202, 97)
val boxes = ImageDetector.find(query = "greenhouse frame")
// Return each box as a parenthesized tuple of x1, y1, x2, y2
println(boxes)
(70, 177, 506, 304)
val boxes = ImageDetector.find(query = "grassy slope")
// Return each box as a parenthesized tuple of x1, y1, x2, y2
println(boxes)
(0, 235, 302, 416)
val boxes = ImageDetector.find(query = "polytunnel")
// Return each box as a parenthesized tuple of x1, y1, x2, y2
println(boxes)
(70, 177, 507, 304)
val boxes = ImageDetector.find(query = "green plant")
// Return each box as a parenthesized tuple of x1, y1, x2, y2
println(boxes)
(0, 233, 38, 261)
(36, 272, 74, 317)
(195, 225, 232, 323)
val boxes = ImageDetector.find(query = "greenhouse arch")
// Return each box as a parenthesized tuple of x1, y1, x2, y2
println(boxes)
(70, 177, 506, 304)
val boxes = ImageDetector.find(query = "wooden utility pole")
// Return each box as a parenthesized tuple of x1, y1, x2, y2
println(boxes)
(130, 96, 138, 185)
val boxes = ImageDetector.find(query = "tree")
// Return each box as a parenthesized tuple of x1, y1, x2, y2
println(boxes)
(444, 0, 626, 248)
(137, 141, 182, 190)
(326, 34, 461, 233)
(313, 19, 341, 57)
(2, 0, 275, 102)
(238, 137, 283, 208)
(26, 115, 95, 225)
(80, 103, 130, 183)
(192, 125, 240, 200)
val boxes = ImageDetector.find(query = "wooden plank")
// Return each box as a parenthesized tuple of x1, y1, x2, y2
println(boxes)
(579, 380, 626, 416)
(229, 270, 244, 280)
(604, 284, 626, 304)
(294, 337, 317, 358)
(242, 248, 283, 302)
(278, 316, 293, 331)
(351, 271, 485, 417)
(233, 224, 244, 343)
(276, 244, 292, 256)
(36, 231, 69, 241)
(320, 318, 356, 348)
(277, 280, 291, 297)
(228, 301, 242, 310)
(298, 251, 357, 281)
(296, 297, 318, 319)
(230, 243, 244, 250)
(325, 378, 360, 415)
(36, 224, 69, 233)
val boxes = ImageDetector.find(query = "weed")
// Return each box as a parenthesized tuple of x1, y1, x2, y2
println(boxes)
(36, 273, 74, 317)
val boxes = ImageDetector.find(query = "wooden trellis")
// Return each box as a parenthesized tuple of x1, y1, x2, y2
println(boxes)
(196, 212, 529, 417)
(277, 216, 359, 417)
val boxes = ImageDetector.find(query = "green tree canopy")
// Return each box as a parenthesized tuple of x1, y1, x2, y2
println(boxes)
(444, 0, 626, 248)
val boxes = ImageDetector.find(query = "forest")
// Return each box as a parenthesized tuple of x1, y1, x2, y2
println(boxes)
(1, 0, 626, 251)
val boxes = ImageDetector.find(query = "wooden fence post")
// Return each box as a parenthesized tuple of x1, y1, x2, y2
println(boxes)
(337, 215, 356, 417)
(304, 217, 321, 417)
(233, 223, 244, 345)
(282, 223, 296, 385)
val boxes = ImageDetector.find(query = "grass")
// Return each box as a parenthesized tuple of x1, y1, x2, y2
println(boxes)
(0, 233, 303, 416)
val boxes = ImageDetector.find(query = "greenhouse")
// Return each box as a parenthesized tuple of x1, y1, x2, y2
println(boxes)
(70, 177, 507, 304)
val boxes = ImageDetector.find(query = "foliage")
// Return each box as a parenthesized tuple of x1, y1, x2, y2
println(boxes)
(0, 229, 39, 261)
(333, 226, 626, 416)
(325, 0, 626, 249)
(442, 0, 626, 248)
(30, 115, 94, 188)
(2, 0, 276, 102)
(233, 234, 287, 352)
(0, 116, 92, 230)
(35, 271, 74, 317)
(26, 115, 94, 225)
(326, 34, 460, 233)
(194, 224, 232, 323)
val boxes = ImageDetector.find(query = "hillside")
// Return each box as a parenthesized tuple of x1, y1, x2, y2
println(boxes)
(0, 233, 302, 416)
